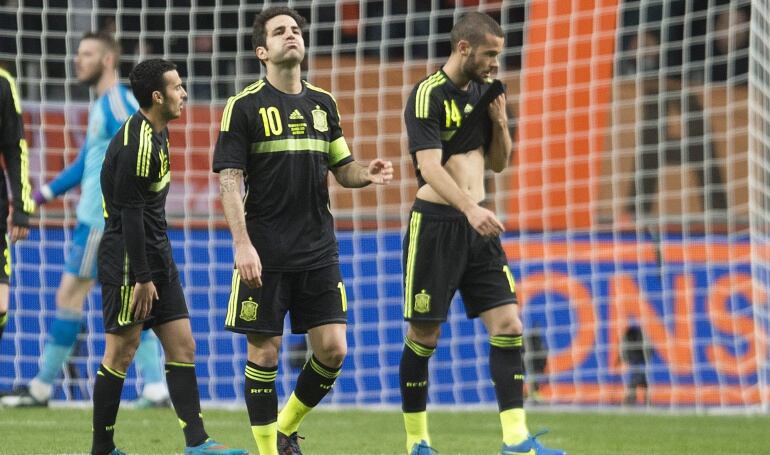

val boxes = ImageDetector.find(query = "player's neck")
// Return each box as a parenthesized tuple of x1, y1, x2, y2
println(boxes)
(139, 108, 168, 133)
(94, 70, 118, 97)
(266, 65, 302, 94)
(442, 57, 471, 90)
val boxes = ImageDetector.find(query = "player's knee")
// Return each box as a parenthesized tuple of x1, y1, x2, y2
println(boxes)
(488, 317, 523, 336)
(247, 335, 281, 366)
(407, 323, 441, 347)
(106, 339, 141, 371)
(55, 287, 84, 312)
(316, 341, 347, 368)
(248, 349, 279, 366)
(55, 275, 90, 311)
(174, 336, 196, 363)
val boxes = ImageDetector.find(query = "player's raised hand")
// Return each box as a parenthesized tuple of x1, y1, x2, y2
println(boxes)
(235, 241, 262, 288)
(367, 159, 394, 185)
(488, 93, 508, 125)
(132, 281, 159, 320)
(465, 205, 505, 237)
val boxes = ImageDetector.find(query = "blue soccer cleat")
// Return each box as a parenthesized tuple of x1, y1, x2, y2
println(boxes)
(501, 430, 566, 455)
(91, 449, 126, 455)
(184, 438, 249, 455)
(409, 440, 438, 455)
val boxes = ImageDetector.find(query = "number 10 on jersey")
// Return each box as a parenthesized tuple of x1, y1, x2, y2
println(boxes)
(258, 106, 283, 136)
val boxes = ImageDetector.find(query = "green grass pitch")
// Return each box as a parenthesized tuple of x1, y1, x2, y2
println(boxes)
(1, 407, 768, 454)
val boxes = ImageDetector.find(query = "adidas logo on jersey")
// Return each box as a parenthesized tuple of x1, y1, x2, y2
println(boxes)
(290, 109, 304, 120)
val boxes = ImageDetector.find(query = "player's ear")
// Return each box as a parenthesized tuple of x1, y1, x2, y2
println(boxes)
(458, 39, 471, 57)
(152, 90, 164, 105)
(255, 46, 268, 61)
(103, 51, 116, 70)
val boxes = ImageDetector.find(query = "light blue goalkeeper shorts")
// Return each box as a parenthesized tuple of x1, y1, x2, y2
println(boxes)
(65, 222, 103, 279)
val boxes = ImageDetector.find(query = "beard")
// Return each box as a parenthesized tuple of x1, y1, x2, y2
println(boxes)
(162, 99, 182, 120)
(79, 66, 103, 87)
(462, 52, 488, 84)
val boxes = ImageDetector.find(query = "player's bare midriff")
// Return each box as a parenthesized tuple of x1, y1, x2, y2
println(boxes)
(415, 147, 486, 206)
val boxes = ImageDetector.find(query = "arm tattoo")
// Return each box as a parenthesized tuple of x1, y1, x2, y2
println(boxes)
(219, 168, 250, 244)
(219, 168, 243, 195)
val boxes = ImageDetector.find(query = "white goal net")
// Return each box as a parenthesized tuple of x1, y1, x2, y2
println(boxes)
(1, 0, 767, 411)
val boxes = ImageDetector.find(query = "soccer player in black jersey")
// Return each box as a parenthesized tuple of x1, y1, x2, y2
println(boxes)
(93, 59, 246, 455)
(401, 13, 565, 455)
(0, 66, 33, 345)
(213, 7, 393, 455)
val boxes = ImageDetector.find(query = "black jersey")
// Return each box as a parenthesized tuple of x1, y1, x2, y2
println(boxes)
(213, 79, 354, 272)
(404, 69, 499, 187)
(99, 112, 177, 285)
(0, 68, 33, 226)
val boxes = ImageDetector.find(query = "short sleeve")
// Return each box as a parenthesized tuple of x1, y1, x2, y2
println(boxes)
(404, 88, 442, 154)
(213, 97, 251, 173)
(328, 137, 353, 168)
(326, 96, 345, 143)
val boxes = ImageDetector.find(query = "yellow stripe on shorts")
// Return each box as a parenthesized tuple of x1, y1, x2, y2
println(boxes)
(226, 269, 241, 327)
(403, 211, 422, 318)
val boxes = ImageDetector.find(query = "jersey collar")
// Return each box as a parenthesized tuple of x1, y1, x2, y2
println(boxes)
(263, 77, 308, 98)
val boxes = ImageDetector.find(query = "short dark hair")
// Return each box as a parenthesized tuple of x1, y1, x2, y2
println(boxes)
(129, 59, 177, 109)
(81, 31, 122, 62)
(450, 12, 504, 51)
(252, 6, 307, 50)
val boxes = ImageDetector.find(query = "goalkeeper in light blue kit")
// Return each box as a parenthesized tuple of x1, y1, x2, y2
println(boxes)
(1, 31, 168, 408)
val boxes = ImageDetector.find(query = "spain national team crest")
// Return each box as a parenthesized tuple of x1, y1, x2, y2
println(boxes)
(240, 298, 258, 322)
(414, 290, 431, 314)
(312, 107, 329, 132)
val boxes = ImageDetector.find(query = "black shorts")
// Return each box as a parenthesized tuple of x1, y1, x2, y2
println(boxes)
(101, 278, 189, 333)
(0, 232, 8, 284)
(402, 199, 517, 322)
(224, 263, 347, 335)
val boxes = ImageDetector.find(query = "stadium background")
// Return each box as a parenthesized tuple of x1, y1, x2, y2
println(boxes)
(2, 0, 768, 411)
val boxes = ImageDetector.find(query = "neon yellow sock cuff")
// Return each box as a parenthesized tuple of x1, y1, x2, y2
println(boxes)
(500, 408, 528, 445)
(251, 422, 278, 455)
(277, 393, 312, 436)
(403, 411, 430, 452)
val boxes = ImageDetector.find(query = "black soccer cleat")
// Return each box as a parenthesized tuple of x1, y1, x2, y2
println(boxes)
(277, 431, 303, 455)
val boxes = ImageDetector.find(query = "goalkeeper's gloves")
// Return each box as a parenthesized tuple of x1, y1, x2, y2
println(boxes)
(32, 185, 54, 206)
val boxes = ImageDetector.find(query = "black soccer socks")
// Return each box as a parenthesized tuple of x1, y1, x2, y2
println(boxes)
(166, 362, 208, 447)
(489, 334, 524, 410)
(244, 361, 278, 425)
(91, 364, 125, 455)
(294, 355, 341, 407)
(400, 337, 435, 412)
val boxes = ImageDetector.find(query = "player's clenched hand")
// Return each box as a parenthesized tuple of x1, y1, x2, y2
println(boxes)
(465, 205, 505, 237)
(488, 94, 508, 125)
(367, 159, 394, 185)
(132, 281, 159, 321)
(235, 242, 262, 288)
